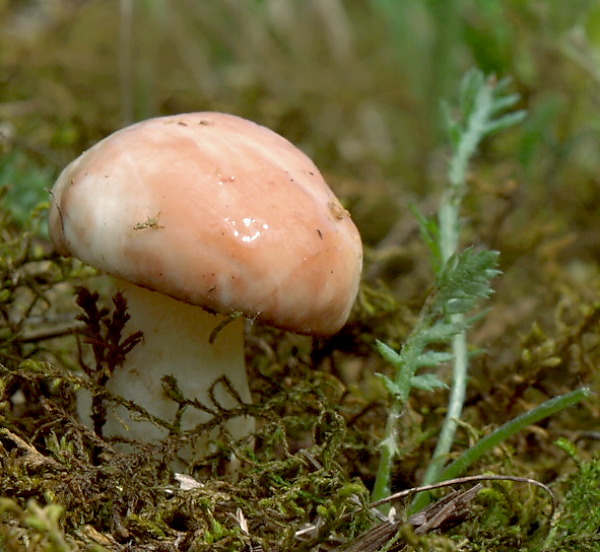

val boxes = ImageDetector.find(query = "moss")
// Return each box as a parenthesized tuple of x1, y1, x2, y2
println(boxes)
(3, 3, 600, 550)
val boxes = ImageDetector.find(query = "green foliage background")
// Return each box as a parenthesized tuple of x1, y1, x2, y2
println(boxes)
(2, 1, 600, 551)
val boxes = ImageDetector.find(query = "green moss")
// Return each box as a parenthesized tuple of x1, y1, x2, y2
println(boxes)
(3, 2, 600, 550)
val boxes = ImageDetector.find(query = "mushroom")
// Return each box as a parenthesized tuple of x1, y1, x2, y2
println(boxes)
(48, 112, 363, 457)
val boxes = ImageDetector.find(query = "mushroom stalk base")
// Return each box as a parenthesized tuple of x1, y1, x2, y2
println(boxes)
(83, 279, 253, 460)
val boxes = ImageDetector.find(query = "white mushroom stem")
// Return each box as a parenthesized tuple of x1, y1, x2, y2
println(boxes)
(92, 279, 253, 452)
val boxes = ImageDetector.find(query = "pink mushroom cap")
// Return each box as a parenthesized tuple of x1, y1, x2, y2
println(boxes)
(48, 112, 363, 335)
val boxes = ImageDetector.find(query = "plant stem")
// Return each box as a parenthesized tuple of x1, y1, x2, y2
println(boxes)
(421, 329, 467, 483)
(372, 71, 525, 508)
(372, 328, 429, 504)
(420, 76, 499, 489)
(371, 399, 402, 503)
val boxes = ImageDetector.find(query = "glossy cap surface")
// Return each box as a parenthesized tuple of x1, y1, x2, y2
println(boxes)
(49, 112, 363, 334)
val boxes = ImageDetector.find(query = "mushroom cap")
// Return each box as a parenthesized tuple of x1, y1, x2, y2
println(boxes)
(49, 112, 363, 335)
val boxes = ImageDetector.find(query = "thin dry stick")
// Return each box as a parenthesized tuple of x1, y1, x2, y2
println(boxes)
(339, 474, 557, 552)
(371, 474, 557, 517)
